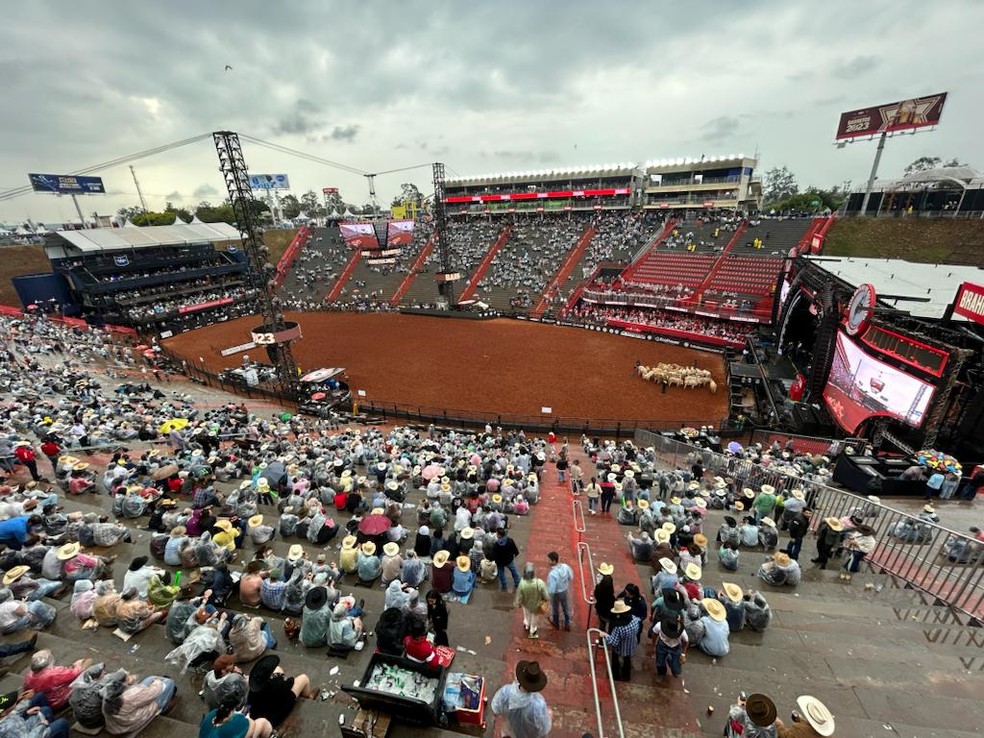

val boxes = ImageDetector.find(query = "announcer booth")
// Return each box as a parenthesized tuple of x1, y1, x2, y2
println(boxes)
(776, 256, 984, 490)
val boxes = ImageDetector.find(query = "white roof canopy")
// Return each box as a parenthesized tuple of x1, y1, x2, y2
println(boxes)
(55, 222, 241, 253)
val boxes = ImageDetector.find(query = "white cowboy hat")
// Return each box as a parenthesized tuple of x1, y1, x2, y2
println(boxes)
(658, 557, 677, 575)
(796, 695, 835, 736)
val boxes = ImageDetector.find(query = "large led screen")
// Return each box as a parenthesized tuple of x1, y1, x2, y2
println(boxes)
(823, 332, 935, 433)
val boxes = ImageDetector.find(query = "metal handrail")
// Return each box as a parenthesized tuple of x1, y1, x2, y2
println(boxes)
(586, 627, 625, 738)
(577, 541, 597, 629)
(635, 428, 984, 620)
(573, 498, 586, 537)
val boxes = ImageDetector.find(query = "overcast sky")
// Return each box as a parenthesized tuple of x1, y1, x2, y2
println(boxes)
(2, 0, 982, 225)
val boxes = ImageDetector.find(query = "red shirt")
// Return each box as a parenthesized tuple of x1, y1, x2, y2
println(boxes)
(403, 635, 437, 665)
(14, 446, 35, 463)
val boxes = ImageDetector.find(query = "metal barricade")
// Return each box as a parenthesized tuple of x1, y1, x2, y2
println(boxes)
(586, 627, 625, 738)
(577, 541, 597, 629)
(634, 428, 984, 620)
(573, 498, 586, 538)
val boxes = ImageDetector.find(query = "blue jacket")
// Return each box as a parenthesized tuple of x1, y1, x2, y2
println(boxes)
(0, 516, 31, 544)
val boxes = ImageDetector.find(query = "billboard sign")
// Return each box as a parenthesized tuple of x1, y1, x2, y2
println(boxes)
(339, 222, 379, 249)
(444, 187, 630, 204)
(249, 173, 290, 190)
(386, 219, 415, 247)
(28, 173, 105, 195)
(952, 282, 984, 325)
(835, 92, 947, 140)
(322, 187, 339, 195)
(823, 331, 935, 433)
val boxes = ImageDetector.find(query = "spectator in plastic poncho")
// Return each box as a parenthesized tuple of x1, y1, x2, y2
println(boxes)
(491, 660, 552, 738)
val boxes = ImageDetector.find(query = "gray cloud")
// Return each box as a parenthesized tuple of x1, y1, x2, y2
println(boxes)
(831, 55, 880, 80)
(193, 184, 219, 199)
(165, 190, 183, 201)
(328, 125, 360, 143)
(700, 116, 742, 142)
(0, 0, 981, 221)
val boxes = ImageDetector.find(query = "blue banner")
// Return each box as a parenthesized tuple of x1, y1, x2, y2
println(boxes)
(249, 173, 290, 190)
(28, 173, 105, 195)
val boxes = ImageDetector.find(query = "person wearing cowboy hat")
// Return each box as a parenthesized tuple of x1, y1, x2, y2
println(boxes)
(627, 530, 653, 562)
(716, 583, 746, 633)
(247, 514, 276, 547)
(430, 550, 454, 594)
(491, 660, 552, 738)
(776, 695, 836, 737)
(379, 541, 403, 586)
(356, 541, 382, 584)
(811, 517, 843, 569)
(840, 523, 876, 581)
(696, 598, 730, 657)
(726, 692, 779, 737)
(602, 599, 642, 681)
(758, 516, 779, 552)
(759, 551, 802, 587)
(650, 603, 689, 679)
(452, 555, 476, 598)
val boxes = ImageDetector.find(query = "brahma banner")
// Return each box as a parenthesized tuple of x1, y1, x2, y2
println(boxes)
(386, 219, 415, 247)
(835, 92, 947, 140)
(952, 282, 984, 325)
(339, 222, 379, 249)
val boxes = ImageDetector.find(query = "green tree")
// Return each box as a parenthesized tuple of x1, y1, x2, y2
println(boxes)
(763, 166, 798, 204)
(132, 211, 178, 226)
(904, 156, 968, 175)
(116, 205, 144, 223)
(324, 190, 345, 217)
(280, 194, 302, 219)
(299, 190, 324, 218)
(164, 201, 193, 223)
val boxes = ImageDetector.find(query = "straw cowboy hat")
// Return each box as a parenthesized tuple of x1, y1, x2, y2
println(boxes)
(171, 526, 187, 537)
(515, 660, 548, 692)
(722, 582, 743, 603)
(734, 501, 746, 511)
(773, 552, 791, 567)
(658, 557, 677, 575)
(662, 522, 676, 535)
(702, 597, 727, 622)
(57, 542, 81, 561)
(492, 494, 503, 504)
(597, 562, 614, 576)
(669, 496, 682, 505)
(745, 694, 778, 727)
(825, 517, 843, 532)
(360, 541, 377, 556)
(790, 489, 806, 500)
(761, 517, 777, 528)
(637, 499, 649, 510)
(694, 498, 707, 509)
(923, 504, 935, 513)
(693, 533, 708, 548)
(247, 515, 264, 528)
(72, 462, 90, 471)
(383, 542, 400, 557)
(684, 562, 702, 581)
(370, 508, 384, 516)
(255, 478, 269, 489)
(459, 527, 474, 540)
(611, 599, 632, 615)
(213, 519, 233, 533)
(796, 695, 835, 736)
(456, 555, 471, 572)
(287, 544, 305, 562)
(386, 480, 399, 491)
(432, 550, 451, 568)
(760, 484, 776, 495)
(655, 529, 671, 544)
(687, 481, 700, 491)
(239, 480, 252, 490)
(742, 488, 755, 500)
(342, 535, 358, 549)
(3, 565, 30, 586)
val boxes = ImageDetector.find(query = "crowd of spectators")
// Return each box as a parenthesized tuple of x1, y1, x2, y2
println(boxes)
(570, 304, 754, 344)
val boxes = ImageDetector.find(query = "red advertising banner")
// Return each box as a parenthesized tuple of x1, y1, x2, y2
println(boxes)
(445, 187, 630, 204)
(339, 222, 379, 249)
(322, 187, 339, 195)
(386, 219, 415, 247)
(178, 297, 234, 315)
(952, 282, 984, 325)
(835, 92, 947, 140)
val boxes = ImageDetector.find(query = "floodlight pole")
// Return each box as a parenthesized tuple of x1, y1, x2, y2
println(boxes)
(70, 194, 87, 229)
(860, 132, 887, 216)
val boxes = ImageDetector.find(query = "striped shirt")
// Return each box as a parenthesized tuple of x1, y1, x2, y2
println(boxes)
(605, 616, 641, 657)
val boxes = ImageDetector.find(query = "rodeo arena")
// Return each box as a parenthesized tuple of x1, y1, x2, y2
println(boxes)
(1, 117, 984, 738)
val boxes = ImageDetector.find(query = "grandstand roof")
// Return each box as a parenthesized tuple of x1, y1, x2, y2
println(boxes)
(804, 255, 984, 321)
(447, 163, 638, 186)
(54, 222, 241, 252)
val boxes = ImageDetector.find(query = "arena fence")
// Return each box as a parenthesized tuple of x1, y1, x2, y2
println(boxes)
(635, 429, 984, 622)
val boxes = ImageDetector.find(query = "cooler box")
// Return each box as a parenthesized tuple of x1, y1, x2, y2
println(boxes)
(342, 653, 448, 727)
(442, 672, 487, 728)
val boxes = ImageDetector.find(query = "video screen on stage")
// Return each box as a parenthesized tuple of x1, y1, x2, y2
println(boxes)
(339, 222, 379, 249)
(386, 219, 414, 247)
(823, 331, 935, 433)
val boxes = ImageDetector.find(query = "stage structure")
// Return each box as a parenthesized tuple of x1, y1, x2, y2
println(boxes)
(431, 162, 460, 308)
(213, 131, 301, 400)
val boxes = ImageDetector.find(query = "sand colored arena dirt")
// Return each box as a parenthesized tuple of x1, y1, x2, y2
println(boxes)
(163, 312, 729, 425)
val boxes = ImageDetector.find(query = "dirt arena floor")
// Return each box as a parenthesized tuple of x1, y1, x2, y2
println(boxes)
(163, 312, 729, 424)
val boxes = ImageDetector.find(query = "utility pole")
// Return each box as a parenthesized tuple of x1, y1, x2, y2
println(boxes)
(130, 166, 149, 213)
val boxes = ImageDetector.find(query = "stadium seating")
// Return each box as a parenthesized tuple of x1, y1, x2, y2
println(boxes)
(739, 217, 815, 255)
(626, 252, 718, 288)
